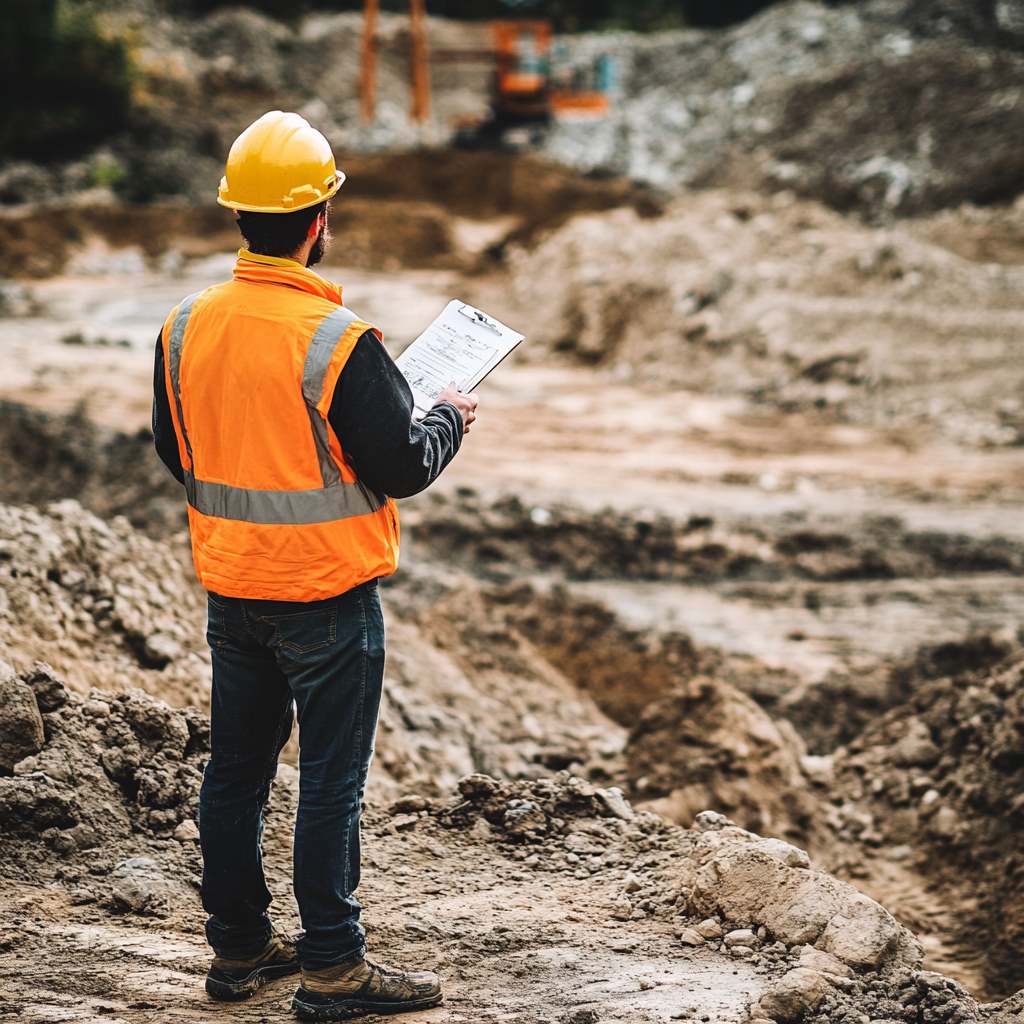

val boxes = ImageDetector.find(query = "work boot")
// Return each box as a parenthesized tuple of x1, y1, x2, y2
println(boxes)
(292, 956, 443, 1019)
(205, 931, 300, 1001)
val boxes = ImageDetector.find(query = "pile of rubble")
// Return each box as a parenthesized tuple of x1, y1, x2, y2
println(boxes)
(0, 500, 207, 704)
(830, 650, 1024, 995)
(0, 660, 207, 911)
(437, 774, 1024, 1023)
(502, 187, 1024, 447)
(542, 0, 1024, 215)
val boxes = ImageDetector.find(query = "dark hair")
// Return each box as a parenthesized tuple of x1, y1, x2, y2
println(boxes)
(235, 201, 327, 258)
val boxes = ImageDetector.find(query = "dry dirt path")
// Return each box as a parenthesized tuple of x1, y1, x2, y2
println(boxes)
(1, 819, 772, 1024)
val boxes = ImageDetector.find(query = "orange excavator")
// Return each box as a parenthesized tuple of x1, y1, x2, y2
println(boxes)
(359, 1, 613, 145)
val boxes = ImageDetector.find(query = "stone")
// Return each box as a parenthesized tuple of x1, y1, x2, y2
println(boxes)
(677, 927, 705, 946)
(795, 946, 854, 979)
(816, 894, 902, 969)
(752, 837, 811, 869)
(890, 719, 941, 767)
(725, 928, 758, 947)
(689, 836, 911, 967)
(173, 819, 199, 843)
(109, 857, 176, 915)
(692, 810, 734, 832)
(23, 663, 68, 712)
(390, 794, 429, 814)
(754, 968, 834, 1022)
(595, 786, 635, 820)
(0, 665, 45, 773)
(696, 918, 723, 939)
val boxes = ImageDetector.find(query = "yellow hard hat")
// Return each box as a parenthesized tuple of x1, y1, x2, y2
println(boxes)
(217, 110, 345, 214)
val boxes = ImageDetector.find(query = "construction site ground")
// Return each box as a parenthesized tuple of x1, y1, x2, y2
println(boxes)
(2, 149, 1024, 1024)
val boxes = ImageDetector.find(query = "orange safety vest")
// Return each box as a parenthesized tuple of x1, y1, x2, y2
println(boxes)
(161, 250, 400, 601)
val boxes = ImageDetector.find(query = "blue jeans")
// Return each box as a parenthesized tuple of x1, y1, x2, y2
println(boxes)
(198, 579, 384, 970)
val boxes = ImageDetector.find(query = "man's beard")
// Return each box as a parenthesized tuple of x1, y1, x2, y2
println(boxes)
(307, 222, 331, 267)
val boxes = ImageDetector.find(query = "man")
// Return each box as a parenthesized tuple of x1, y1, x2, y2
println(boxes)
(152, 110, 477, 1020)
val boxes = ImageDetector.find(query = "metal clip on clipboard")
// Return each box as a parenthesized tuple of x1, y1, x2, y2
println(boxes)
(457, 304, 503, 335)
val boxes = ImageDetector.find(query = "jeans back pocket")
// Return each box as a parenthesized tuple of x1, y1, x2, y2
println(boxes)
(265, 607, 338, 657)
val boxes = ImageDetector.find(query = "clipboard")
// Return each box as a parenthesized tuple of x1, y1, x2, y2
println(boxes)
(395, 299, 525, 419)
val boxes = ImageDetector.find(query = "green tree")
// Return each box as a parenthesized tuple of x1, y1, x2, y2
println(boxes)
(0, 0, 135, 163)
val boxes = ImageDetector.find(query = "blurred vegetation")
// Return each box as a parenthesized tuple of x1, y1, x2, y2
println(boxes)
(167, 0, 780, 30)
(0, 0, 135, 163)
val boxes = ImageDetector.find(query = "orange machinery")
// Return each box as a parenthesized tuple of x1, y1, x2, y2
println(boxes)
(359, 3, 612, 139)
(490, 19, 610, 123)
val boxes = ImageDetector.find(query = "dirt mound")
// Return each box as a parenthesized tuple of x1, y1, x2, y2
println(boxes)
(498, 187, 1024, 446)
(0, 661, 206, 903)
(831, 650, 1024, 995)
(626, 675, 820, 844)
(0, 500, 208, 705)
(542, 1, 1024, 216)
(3, 661, 1020, 1023)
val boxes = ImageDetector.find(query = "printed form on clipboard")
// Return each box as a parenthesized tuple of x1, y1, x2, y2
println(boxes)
(395, 300, 524, 420)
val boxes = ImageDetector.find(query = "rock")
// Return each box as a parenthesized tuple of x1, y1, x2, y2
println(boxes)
(696, 918, 723, 939)
(391, 813, 420, 832)
(109, 857, 176, 915)
(754, 968, 834, 1022)
(751, 837, 810, 869)
(693, 810, 734, 832)
(595, 786, 634, 820)
(0, 665, 45, 773)
(22, 663, 67, 712)
(172, 819, 199, 843)
(139, 632, 183, 669)
(610, 897, 632, 921)
(688, 836, 913, 968)
(817, 895, 901, 969)
(677, 927, 705, 946)
(503, 798, 547, 838)
(927, 805, 960, 839)
(724, 928, 758, 947)
(795, 946, 854, 979)
(390, 794, 429, 814)
(458, 773, 500, 801)
(890, 719, 941, 767)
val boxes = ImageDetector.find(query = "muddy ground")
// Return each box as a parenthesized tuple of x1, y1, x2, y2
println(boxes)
(1, 149, 1024, 1022)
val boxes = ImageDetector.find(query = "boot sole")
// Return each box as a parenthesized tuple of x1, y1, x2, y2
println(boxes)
(292, 989, 443, 1019)
(206, 961, 301, 1002)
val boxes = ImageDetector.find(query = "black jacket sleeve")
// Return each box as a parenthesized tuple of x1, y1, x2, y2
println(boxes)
(153, 331, 185, 485)
(329, 330, 463, 499)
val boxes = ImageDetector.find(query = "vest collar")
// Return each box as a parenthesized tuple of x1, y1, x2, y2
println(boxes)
(233, 248, 343, 304)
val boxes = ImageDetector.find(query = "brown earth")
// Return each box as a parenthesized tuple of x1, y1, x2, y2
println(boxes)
(4, 659, 1022, 1023)
(3, 148, 1024, 1019)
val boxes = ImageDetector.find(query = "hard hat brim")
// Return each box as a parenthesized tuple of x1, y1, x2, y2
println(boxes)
(217, 173, 346, 214)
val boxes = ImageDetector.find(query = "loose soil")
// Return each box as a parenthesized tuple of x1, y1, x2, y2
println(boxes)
(3, 160, 1024, 1018)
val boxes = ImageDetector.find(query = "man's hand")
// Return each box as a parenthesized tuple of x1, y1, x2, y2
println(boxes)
(436, 384, 479, 434)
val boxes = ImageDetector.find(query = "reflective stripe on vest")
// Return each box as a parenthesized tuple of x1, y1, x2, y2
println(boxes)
(167, 296, 384, 525)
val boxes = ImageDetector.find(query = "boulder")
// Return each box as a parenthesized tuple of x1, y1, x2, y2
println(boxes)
(754, 968, 834, 1022)
(687, 833, 921, 969)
